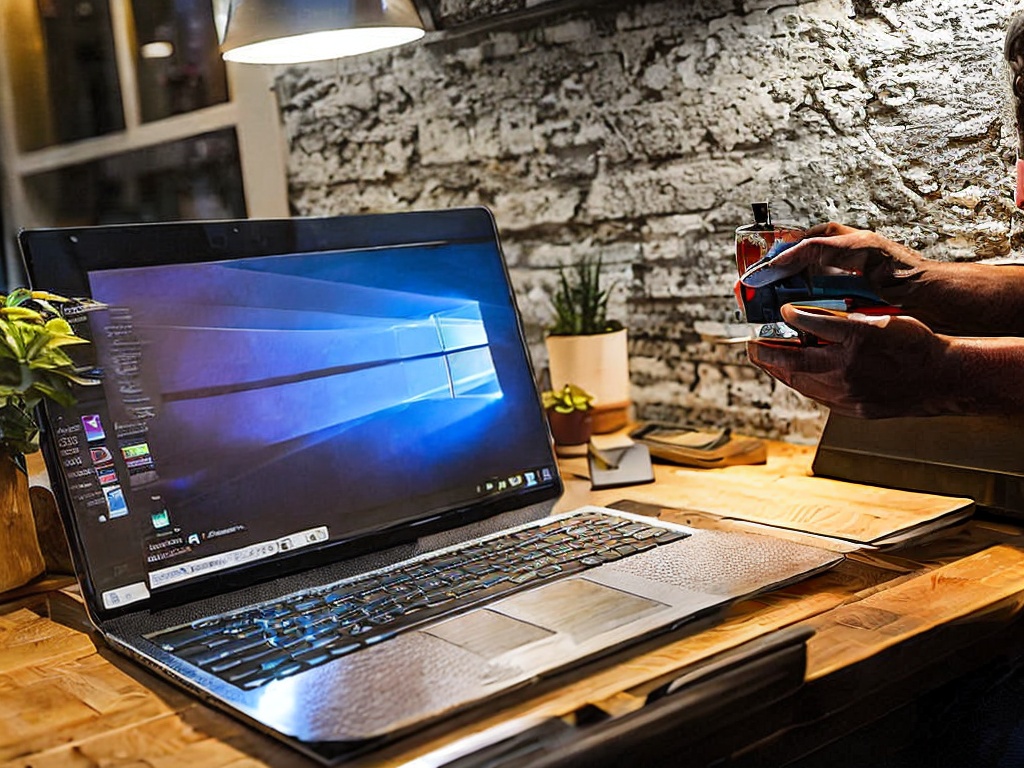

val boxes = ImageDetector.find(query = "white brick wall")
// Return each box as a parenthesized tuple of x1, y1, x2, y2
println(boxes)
(277, 0, 1024, 442)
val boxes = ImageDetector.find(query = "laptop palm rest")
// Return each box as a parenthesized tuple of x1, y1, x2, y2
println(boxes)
(224, 574, 704, 745)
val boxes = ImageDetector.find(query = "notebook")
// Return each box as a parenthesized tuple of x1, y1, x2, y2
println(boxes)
(20, 208, 842, 764)
(814, 412, 1024, 520)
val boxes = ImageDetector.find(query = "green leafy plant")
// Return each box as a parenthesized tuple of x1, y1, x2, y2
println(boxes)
(541, 383, 594, 414)
(548, 255, 624, 336)
(0, 289, 98, 456)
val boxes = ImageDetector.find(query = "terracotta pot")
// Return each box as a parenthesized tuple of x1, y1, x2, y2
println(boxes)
(545, 328, 630, 433)
(546, 408, 593, 448)
(0, 454, 44, 594)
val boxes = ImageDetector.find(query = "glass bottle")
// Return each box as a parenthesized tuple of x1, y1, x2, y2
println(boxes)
(734, 202, 804, 275)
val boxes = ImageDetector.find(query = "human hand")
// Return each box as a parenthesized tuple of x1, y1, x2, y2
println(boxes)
(747, 222, 933, 308)
(749, 222, 1024, 336)
(747, 303, 957, 418)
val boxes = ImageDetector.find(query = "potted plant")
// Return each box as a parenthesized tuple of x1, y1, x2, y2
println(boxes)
(544, 255, 630, 433)
(0, 289, 97, 594)
(542, 383, 594, 455)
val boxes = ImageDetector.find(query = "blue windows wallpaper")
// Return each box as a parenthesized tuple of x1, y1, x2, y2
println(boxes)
(77, 239, 555, 594)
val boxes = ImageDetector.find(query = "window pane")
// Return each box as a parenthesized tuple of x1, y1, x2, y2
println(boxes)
(24, 129, 246, 226)
(131, 0, 229, 123)
(2, 0, 124, 151)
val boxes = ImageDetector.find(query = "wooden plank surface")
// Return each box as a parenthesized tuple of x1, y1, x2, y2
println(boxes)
(0, 560, 885, 768)
(806, 544, 1024, 680)
(6, 541, 1024, 768)
(0, 442, 1015, 768)
(0, 599, 307, 768)
(557, 441, 972, 545)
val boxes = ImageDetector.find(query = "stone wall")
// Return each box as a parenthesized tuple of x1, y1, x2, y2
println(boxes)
(275, 0, 1023, 443)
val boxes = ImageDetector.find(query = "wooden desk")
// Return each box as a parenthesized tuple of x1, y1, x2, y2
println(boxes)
(3, 442, 1024, 767)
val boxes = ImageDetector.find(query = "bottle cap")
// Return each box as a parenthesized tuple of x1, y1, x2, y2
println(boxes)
(751, 202, 771, 226)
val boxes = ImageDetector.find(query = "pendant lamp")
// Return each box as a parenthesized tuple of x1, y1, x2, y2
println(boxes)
(221, 0, 426, 64)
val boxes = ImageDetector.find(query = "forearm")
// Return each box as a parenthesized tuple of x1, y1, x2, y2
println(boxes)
(945, 336, 1024, 416)
(887, 261, 1024, 336)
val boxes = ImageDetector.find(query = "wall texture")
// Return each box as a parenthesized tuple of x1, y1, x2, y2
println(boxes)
(275, 0, 1023, 443)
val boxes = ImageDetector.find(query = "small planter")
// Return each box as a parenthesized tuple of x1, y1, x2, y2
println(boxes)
(546, 328, 630, 433)
(546, 408, 593, 456)
(0, 454, 44, 595)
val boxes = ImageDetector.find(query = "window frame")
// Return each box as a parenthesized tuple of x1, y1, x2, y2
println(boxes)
(0, 0, 289, 286)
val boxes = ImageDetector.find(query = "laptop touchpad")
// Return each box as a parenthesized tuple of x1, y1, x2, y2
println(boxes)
(424, 579, 667, 659)
(423, 609, 554, 658)
(493, 578, 667, 641)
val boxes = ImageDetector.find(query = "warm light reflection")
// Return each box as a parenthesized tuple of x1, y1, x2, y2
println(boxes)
(222, 26, 425, 64)
(140, 40, 174, 59)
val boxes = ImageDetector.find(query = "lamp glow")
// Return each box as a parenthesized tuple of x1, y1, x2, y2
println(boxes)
(220, 0, 426, 65)
(140, 41, 175, 59)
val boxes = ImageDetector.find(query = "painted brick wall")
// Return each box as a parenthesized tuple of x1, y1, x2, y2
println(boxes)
(276, 0, 1023, 442)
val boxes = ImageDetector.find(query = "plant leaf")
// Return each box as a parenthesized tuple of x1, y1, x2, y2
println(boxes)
(546, 255, 619, 336)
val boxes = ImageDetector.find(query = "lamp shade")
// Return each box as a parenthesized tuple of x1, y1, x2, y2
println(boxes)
(221, 0, 426, 64)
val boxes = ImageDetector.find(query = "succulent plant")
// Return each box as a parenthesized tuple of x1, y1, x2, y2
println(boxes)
(541, 383, 594, 414)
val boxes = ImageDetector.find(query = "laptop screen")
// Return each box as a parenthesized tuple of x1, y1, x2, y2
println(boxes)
(21, 209, 561, 613)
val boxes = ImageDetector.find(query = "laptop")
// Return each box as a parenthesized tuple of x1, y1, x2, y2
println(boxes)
(20, 208, 842, 763)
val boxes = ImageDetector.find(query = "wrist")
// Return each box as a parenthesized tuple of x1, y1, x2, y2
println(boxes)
(944, 337, 1024, 416)
(888, 262, 1024, 336)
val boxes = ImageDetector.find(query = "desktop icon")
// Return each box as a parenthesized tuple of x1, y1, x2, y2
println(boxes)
(122, 442, 150, 458)
(150, 495, 170, 529)
(95, 467, 118, 485)
(90, 446, 114, 465)
(81, 414, 106, 442)
(104, 485, 128, 518)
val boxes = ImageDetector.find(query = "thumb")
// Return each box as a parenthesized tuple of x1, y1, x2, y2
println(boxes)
(741, 238, 823, 287)
(780, 304, 892, 345)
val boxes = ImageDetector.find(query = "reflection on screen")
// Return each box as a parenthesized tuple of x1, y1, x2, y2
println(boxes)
(50, 240, 557, 608)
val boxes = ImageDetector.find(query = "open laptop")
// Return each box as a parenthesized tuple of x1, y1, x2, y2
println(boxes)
(20, 208, 842, 763)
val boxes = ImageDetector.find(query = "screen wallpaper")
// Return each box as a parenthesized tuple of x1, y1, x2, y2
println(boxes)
(48, 239, 557, 610)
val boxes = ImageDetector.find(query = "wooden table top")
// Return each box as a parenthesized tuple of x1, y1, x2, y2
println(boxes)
(3, 441, 1023, 767)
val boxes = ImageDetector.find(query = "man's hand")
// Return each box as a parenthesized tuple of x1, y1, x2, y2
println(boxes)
(747, 304, 958, 418)
(755, 223, 1024, 337)
(747, 222, 929, 295)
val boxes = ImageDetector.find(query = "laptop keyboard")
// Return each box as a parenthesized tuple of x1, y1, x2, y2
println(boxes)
(148, 511, 690, 689)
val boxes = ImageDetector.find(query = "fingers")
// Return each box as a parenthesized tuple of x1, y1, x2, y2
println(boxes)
(772, 232, 877, 275)
(740, 223, 880, 288)
(779, 304, 891, 345)
(746, 333, 850, 410)
(803, 222, 857, 238)
(747, 309, 947, 418)
(746, 231, 878, 290)
(740, 236, 849, 287)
